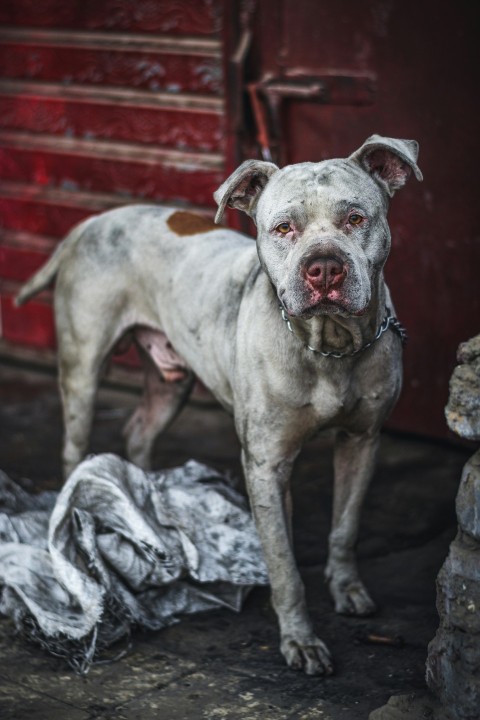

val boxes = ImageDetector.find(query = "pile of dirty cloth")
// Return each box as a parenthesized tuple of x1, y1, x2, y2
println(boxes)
(0, 454, 267, 673)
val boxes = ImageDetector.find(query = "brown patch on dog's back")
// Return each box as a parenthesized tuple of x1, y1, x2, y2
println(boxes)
(167, 211, 218, 236)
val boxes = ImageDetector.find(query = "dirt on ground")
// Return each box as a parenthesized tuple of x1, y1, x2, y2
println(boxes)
(0, 363, 472, 719)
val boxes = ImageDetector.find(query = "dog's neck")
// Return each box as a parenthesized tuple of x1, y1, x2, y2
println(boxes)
(280, 276, 388, 356)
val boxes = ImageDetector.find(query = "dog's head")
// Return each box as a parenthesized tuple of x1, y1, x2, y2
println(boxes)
(214, 135, 422, 318)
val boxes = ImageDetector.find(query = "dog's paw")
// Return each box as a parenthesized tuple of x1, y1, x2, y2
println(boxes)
(328, 577, 377, 617)
(280, 635, 334, 676)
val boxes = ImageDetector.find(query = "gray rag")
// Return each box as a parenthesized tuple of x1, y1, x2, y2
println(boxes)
(0, 454, 268, 672)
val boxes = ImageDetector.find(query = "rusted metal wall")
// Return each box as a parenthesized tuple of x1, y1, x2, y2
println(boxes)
(0, 0, 225, 358)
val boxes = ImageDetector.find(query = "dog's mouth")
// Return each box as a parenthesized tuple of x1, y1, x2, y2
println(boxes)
(311, 298, 348, 313)
(279, 280, 369, 319)
(310, 296, 370, 317)
(303, 299, 353, 319)
(280, 294, 356, 319)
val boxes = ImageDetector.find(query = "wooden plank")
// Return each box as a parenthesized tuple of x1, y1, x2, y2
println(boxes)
(0, 130, 222, 168)
(0, 146, 223, 207)
(0, 180, 213, 213)
(0, 230, 57, 285)
(0, 243, 51, 283)
(0, 28, 222, 55)
(0, 0, 222, 36)
(0, 181, 122, 236)
(0, 80, 223, 111)
(0, 196, 94, 237)
(1, 291, 56, 349)
(0, 337, 58, 369)
(0, 180, 144, 211)
(0, 228, 57, 253)
(0, 43, 222, 95)
(0, 94, 224, 152)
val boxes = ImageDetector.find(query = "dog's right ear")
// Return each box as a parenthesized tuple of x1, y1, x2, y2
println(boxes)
(214, 160, 279, 224)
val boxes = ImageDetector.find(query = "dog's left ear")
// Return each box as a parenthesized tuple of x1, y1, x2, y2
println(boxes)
(214, 159, 279, 223)
(349, 135, 423, 197)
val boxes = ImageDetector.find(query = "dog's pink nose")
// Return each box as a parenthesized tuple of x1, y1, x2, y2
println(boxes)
(305, 257, 345, 290)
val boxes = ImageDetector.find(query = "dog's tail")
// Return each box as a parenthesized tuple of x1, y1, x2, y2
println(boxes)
(15, 219, 92, 307)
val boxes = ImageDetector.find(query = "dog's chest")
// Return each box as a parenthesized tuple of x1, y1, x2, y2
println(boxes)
(307, 371, 358, 427)
(267, 359, 353, 426)
(284, 355, 396, 435)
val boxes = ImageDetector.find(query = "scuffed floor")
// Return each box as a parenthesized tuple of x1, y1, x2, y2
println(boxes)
(0, 362, 471, 719)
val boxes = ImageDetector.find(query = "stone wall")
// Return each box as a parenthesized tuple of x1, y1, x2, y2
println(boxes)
(370, 334, 480, 720)
(426, 335, 480, 719)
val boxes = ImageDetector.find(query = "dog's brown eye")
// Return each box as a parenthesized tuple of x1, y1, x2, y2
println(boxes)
(349, 213, 363, 226)
(276, 222, 291, 234)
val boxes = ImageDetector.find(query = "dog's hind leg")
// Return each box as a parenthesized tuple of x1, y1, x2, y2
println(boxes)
(58, 343, 105, 480)
(123, 333, 194, 469)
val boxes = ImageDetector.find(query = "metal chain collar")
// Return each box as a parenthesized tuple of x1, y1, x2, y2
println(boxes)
(280, 305, 407, 359)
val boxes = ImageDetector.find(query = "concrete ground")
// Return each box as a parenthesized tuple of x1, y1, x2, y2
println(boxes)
(0, 361, 471, 719)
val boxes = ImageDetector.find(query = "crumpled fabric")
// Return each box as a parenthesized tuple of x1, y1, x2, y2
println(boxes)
(0, 454, 268, 672)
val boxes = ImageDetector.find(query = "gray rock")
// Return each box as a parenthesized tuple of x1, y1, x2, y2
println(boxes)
(433, 532, 480, 632)
(426, 519, 480, 718)
(427, 621, 480, 719)
(426, 335, 480, 718)
(373, 335, 480, 720)
(445, 335, 480, 441)
(368, 692, 450, 720)
(457, 335, 480, 364)
(456, 451, 480, 540)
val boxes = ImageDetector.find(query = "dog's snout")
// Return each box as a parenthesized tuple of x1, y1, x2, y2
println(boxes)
(305, 257, 346, 291)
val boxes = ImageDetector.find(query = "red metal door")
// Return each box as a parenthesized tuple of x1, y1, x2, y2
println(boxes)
(239, 0, 480, 438)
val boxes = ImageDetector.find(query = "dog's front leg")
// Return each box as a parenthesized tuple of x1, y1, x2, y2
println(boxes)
(325, 431, 379, 616)
(242, 448, 333, 676)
